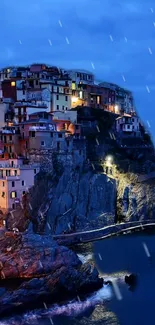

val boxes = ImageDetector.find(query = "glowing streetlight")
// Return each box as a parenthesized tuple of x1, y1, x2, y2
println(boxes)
(106, 155, 113, 164)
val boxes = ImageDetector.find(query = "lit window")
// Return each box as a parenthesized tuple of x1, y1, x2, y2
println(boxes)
(11, 191, 16, 198)
(97, 96, 100, 104)
(72, 82, 76, 90)
(79, 91, 83, 99)
(11, 81, 16, 87)
(7, 69, 10, 73)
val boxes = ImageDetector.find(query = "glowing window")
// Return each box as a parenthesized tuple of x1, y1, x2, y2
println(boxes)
(11, 81, 16, 87)
(11, 191, 17, 198)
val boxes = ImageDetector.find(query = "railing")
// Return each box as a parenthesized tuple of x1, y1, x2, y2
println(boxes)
(29, 125, 56, 131)
(53, 220, 155, 245)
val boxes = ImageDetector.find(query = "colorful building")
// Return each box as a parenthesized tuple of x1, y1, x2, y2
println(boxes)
(0, 158, 39, 213)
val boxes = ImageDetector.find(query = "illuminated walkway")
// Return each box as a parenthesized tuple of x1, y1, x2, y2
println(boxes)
(53, 220, 155, 245)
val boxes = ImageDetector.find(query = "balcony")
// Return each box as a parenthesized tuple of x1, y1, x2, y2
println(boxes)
(29, 125, 56, 131)
(0, 175, 20, 180)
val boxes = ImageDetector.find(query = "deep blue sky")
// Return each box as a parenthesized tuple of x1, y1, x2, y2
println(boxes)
(0, 0, 155, 139)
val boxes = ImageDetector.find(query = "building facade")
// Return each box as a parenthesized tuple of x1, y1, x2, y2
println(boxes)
(0, 158, 39, 213)
(116, 114, 141, 137)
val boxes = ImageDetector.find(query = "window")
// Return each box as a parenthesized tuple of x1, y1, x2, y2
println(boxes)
(9, 135, 12, 141)
(65, 96, 68, 101)
(12, 181, 15, 187)
(23, 90, 25, 95)
(14, 170, 17, 176)
(57, 87, 59, 93)
(22, 191, 26, 195)
(51, 132, 53, 137)
(97, 96, 100, 104)
(11, 191, 16, 198)
(57, 105, 59, 110)
(24, 117, 26, 122)
(34, 169, 36, 174)
(2, 192, 5, 198)
(58, 133, 62, 138)
(11, 81, 16, 87)
(22, 180, 25, 186)
(79, 91, 83, 99)
(2, 182, 4, 187)
(62, 105, 65, 110)
(57, 142, 60, 150)
(12, 203, 15, 210)
(41, 141, 45, 146)
(127, 125, 130, 129)
(132, 118, 134, 122)
(36, 80, 39, 85)
(22, 124, 24, 129)
(31, 131, 35, 137)
(56, 94, 59, 100)
(66, 107, 68, 110)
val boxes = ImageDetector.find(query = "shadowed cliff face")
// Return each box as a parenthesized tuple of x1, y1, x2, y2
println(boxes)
(47, 170, 117, 234)
(47, 169, 155, 234)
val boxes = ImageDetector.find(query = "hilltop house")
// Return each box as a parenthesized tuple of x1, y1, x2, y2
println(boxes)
(116, 114, 141, 137)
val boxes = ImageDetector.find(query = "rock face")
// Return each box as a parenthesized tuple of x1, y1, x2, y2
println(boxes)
(47, 170, 116, 234)
(0, 230, 103, 315)
(47, 168, 155, 234)
(117, 176, 155, 222)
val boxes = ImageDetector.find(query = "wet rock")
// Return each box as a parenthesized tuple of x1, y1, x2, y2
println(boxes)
(125, 273, 137, 286)
(0, 230, 103, 315)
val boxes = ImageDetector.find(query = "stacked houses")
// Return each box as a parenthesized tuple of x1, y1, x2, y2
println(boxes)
(0, 63, 140, 213)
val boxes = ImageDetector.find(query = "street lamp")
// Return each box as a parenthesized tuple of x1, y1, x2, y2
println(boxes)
(106, 155, 113, 164)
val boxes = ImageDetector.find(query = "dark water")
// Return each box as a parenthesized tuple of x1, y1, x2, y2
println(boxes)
(1, 231, 155, 325)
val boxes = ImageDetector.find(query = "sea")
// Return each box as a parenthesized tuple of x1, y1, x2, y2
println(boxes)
(0, 231, 155, 325)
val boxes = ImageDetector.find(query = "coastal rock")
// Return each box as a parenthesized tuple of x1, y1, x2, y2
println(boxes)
(0, 230, 103, 315)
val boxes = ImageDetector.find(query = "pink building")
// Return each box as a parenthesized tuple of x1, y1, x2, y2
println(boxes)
(0, 158, 39, 213)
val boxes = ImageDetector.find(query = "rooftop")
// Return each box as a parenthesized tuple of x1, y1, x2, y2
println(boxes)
(67, 69, 94, 75)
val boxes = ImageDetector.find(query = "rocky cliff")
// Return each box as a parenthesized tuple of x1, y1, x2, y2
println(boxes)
(47, 167, 155, 234)
(47, 170, 116, 234)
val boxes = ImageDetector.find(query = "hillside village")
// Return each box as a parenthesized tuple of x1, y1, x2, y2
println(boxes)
(0, 63, 154, 230)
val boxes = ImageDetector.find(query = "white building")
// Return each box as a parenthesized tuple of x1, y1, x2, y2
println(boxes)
(0, 158, 39, 213)
(116, 114, 141, 136)
(66, 69, 94, 85)
(40, 79, 72, 112)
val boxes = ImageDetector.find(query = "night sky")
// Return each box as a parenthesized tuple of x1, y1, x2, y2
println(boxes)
(0, 0, 155, 139)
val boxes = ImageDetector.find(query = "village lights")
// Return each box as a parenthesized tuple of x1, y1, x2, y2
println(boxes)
(72, 96, 78, 103)
(115, 105, 119, 113)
